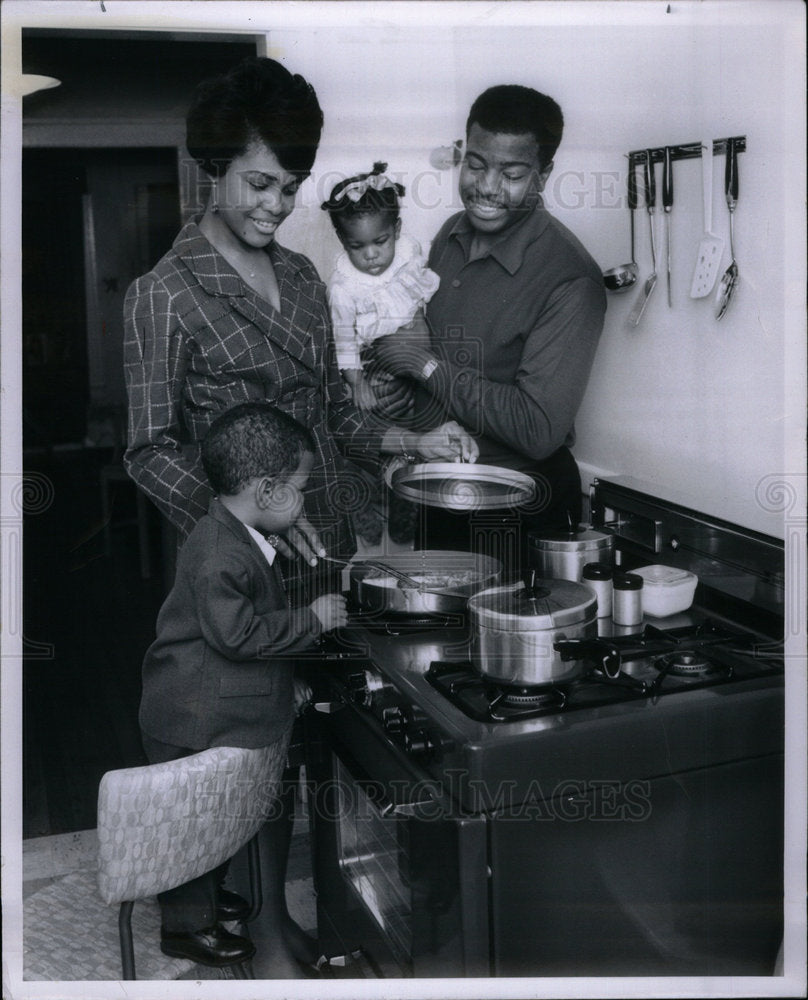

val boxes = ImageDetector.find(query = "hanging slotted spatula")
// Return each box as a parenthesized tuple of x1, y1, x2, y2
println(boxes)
(690, 141, 724, 298)
(628, 150, 658, 327)
(715, 138, 739, 320)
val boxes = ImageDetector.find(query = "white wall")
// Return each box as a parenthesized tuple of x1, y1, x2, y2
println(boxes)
(4, 1, 804, 538)
(271, 6, 803, 539)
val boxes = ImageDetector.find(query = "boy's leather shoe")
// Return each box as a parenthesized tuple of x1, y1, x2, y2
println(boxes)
(160, 925, 256, 966)
(216, 888, 251, 922)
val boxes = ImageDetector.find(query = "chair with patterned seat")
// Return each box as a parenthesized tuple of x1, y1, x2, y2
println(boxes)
(96, 745, 275, 980)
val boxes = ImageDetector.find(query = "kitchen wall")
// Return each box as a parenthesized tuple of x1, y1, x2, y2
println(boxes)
(271, 4, 803, 540)
(4, 2, 803, 538)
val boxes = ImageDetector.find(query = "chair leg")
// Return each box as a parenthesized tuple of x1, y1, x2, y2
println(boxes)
(231, 960, 252, 979)
(118, 900, 136, 980)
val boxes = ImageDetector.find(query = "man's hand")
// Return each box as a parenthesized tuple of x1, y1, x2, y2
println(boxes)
(414, 420, 479, 463)
(366, 372, 414, 419)
(267, 514, 326, 567)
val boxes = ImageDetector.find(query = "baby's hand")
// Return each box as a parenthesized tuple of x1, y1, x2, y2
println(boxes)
(397, 309, 431, 345)
(310, 593, 348, 633)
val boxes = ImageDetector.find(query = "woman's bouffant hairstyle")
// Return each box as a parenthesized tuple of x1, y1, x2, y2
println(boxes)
(467, 85, 564, 171)
(321, 162, 405, 236)
(202, 401, 315, 497)
(186, 57, 324, 179)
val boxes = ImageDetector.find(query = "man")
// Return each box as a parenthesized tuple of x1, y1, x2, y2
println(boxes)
(372, 84, 606, 570)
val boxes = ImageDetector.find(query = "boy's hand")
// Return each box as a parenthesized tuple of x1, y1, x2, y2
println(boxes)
(267, 514, 326, 567)
(310, 593, 348, 633)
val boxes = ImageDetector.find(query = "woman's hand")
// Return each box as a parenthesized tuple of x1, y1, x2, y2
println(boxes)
(267, 514, 326, 566)
(293, 675, 313, 716)
(414, 421, 479, 463)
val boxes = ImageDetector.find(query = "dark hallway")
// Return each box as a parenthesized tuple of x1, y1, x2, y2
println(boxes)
(22, 447, 165, 838)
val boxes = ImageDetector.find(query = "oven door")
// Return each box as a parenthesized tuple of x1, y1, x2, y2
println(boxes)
(304, 700, 490, 978)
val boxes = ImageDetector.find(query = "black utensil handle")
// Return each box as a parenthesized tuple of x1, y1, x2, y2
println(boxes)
(553, 638, 622, 679)
(627, 164, 638, 211)
(725, 137, 738, 204)
(644, 150, 656, 210)
(663, 146, 673, 211)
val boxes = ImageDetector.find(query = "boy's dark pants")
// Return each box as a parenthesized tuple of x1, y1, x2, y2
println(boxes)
(140, 732, 230, 933)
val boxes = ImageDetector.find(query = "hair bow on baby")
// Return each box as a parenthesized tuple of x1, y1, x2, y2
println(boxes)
(340, 171, 398, 203)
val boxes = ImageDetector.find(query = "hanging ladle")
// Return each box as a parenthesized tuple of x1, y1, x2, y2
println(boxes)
(603, 161, 639, 292)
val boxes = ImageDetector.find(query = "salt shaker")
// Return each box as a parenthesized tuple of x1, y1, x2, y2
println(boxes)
(612, 572, 644, 626)
(582, 562, 613, 618)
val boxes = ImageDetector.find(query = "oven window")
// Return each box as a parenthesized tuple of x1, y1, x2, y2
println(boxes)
(334, 756, 412, 963)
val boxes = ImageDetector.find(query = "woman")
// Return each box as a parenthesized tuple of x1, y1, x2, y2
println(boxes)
(124, 57, 474, 561)
(123, 57, 475, 978)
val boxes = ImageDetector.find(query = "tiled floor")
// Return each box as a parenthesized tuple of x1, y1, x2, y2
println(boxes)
(22, 820, 318, 982)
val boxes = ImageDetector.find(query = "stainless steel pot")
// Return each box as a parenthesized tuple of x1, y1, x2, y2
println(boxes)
(350, 549, 502, 616)
(528, 529, 613, 583)
(468, 576, 598, 686)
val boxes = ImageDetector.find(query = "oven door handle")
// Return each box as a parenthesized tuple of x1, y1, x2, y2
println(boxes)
(365, 785, 438, 820)
(338, 752, 441, 819)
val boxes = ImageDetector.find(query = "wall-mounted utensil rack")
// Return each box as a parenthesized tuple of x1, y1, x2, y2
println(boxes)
(628, 136, 745, 170)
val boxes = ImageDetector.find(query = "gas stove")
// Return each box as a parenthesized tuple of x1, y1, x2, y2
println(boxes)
(305, 477, 786, 978)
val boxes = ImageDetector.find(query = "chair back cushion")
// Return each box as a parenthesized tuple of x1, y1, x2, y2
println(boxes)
(96, 742, 285, 905)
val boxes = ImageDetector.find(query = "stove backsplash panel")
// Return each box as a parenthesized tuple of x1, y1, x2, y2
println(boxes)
(589, 477, 784, 628)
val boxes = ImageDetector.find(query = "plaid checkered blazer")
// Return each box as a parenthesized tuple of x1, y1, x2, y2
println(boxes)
(123, 220, 386, 549)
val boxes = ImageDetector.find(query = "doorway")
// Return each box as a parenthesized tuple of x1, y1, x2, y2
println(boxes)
(22, 147, 181, 448)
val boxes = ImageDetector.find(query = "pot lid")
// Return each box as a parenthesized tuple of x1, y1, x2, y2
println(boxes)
(528, 528, 612, 552)
(391, 462, 535, 512)
(468, 578, 596, 631)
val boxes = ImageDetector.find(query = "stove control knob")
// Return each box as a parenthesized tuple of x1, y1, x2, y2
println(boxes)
(403, 728, 435, 759)
(347, 671, 371, 707)
(381, 706, 405, 734)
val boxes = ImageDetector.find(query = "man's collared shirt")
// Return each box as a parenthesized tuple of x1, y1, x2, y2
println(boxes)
(424, 204, 606, 470)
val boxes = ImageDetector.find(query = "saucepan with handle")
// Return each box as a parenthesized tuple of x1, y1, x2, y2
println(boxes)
(326, 549, 503, 616)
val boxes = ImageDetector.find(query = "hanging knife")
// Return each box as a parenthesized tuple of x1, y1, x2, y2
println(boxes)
(663, 146, 673, 307)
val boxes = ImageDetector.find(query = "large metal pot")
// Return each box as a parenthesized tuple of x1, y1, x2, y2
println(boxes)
(468, 576, 598, 686)
(350, 549, 502, 616)
(528, 529, 613, 583)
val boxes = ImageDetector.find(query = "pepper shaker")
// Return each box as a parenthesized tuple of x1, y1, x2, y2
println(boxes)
(582, 562, 613, 618)
(612, 572, 644, 626)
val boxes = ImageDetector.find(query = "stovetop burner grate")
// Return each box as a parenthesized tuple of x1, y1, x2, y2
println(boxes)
(655, 649, 721, 676)
(423, 617, 783, 723)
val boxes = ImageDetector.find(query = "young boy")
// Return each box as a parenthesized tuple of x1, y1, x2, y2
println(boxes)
(139, 401, 346, 973)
